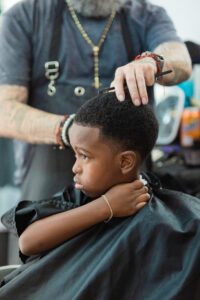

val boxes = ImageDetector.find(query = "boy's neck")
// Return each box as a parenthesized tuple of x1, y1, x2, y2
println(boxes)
(122, 169, 140, 184)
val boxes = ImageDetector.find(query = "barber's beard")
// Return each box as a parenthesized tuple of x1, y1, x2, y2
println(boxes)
(70, 0, 129, 17)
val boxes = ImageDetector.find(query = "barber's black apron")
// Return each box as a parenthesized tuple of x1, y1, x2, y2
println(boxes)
(20, 0, 153, 201)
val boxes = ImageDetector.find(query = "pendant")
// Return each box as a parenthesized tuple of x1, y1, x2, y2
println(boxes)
(93, 46, 99, 56)
(92, 46, 101, 89)
(93, 76, 101, 89)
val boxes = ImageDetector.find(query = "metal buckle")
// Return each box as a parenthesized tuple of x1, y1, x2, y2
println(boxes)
(44, 61, 60, 96)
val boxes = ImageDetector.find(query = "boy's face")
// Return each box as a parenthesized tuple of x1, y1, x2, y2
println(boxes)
(69, 123, 124, 198)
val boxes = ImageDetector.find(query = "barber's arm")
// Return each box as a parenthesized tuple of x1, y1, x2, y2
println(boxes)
(154, 41, 192, 85)
(0, 85, 63, 144)
(112, 41, 192, 106)
(0, 6, 66, 145)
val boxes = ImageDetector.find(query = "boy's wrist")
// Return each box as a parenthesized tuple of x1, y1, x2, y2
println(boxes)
(102, 194, 113, 223)
(88, 197, 112, 223)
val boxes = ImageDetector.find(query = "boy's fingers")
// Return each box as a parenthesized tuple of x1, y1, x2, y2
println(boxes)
(134, 186, 148, 197)
(132, 180, 145, 190)
(136, 193, 150, 203)
(135, 201, 147, 210)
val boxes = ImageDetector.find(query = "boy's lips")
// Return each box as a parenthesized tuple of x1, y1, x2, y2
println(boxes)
(73, 177, 84, 189)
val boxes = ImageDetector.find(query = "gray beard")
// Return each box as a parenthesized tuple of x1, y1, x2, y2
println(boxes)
(69, 0, 129, 17)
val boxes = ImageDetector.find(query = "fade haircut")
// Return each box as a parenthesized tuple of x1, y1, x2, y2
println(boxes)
(74, 90, 158, 161)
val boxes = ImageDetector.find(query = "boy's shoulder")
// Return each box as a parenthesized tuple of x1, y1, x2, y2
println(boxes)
(143, 172, 200, 223)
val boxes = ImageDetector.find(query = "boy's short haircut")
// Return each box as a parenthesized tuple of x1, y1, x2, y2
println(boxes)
(74, 91, 159, 161)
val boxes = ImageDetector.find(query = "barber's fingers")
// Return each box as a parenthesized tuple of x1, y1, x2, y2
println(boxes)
(134, 67, 148, 105)
(144, 66, 155, 87)
(135, 57, 156, 88)
(114, 64, 141, 106)
(111, 68, 125, 101)
(133, 60, 156, 105)
(112, 63, 147, 105)
(126, 79, 141, 106)
(112, 59, 158, 105)
(123, 66, 141, 106)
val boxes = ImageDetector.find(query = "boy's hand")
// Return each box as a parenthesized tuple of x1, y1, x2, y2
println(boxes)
(104, 179, 150, 217)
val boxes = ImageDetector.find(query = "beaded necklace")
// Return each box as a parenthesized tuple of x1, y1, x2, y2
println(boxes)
(66, 0, 116, 89)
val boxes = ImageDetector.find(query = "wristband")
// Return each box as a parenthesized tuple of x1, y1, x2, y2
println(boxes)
(61, 114, 75, 147)
(56, 114, 75, 149)
(56, 115, 68, 150)
(134, 51, 164, 75)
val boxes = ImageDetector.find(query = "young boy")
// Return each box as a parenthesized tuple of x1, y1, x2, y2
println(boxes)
(1, 90, 200, 299)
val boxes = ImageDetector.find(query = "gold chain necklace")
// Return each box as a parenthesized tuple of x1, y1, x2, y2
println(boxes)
(66, 0, 116, 89)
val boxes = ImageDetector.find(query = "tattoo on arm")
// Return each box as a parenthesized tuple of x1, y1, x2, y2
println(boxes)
(0, 85, 28, 103)
(0, 85, 62, 144)
(154, 42, 192, 85)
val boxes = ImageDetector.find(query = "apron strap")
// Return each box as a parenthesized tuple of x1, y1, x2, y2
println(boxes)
(45, 0, 66, 96)
(120, 9, 154, 105)
(120, 9, 145, 61)
(49, 0, 66, 61)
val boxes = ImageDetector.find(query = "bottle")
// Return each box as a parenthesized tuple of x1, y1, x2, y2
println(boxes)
(180, 108, 200, 147)
(180, 107, 200, 166)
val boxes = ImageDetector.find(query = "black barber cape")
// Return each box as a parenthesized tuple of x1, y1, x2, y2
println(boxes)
(1, 173, 200, 300)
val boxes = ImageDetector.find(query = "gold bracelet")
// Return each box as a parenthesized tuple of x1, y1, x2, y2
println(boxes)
(102, 194, 113, 223)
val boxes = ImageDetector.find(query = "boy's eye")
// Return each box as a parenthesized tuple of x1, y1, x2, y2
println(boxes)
(81, 154, 88, 160)
(74, 151, 89, 160)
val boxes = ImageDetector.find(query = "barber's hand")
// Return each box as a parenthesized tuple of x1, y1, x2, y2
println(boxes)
(111, 57, 157, 105)
(104, 179, 150, 218)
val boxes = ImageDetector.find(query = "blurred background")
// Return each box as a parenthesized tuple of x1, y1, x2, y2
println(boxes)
(0, 0, 200, 266)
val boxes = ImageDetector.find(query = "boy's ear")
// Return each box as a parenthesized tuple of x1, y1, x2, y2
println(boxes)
(119, 151, 137, 174)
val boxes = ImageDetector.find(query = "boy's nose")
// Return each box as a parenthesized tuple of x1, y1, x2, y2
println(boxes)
(72, 161, 81, 174)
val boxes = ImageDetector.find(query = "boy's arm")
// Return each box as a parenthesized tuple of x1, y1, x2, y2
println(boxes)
(19, 180, 149, 256)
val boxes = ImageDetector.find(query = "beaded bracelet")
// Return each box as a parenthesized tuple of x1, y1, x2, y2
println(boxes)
(56, 114, 75, 149)
(56, 115, 68, 150)
(61, 114, 76, 147)
(134, 51, 164, 75)
(102, 194, 113, 223)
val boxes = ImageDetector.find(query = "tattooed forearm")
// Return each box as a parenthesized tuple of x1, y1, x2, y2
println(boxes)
(171, 65, 187, 85)
(154, 42, 192, 85)
(0, 85, 28, 103)
(0, 85, 63, 144)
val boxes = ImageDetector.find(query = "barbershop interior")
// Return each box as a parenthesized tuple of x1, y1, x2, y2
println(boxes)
(0, 0, 200, 298)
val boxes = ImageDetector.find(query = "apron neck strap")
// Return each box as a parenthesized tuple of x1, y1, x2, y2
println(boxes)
(49, 0, 66, 61)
